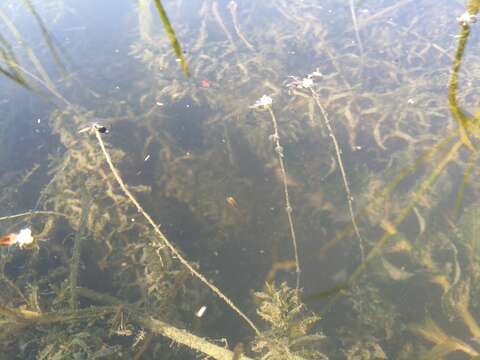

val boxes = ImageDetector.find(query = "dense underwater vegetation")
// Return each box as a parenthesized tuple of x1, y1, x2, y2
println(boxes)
(0, 0, 480, 358)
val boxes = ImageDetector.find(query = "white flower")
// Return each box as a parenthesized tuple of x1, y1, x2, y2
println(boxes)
(15, 228, 34, 248)
(301, 77, 314, 89)
(457, 12, 477, 26)
(250, 95, 273, 109)
(309, 69, 323, 78)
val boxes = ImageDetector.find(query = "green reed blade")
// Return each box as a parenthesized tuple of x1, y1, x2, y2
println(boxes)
(152, 0, 190, 76)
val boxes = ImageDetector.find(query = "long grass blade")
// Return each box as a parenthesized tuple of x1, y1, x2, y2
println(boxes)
(152, 0, 190, 76)
(21, 0, 68, 77)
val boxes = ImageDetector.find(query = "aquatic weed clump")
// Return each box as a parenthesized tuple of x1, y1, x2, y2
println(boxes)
(253, 282, 327, 359)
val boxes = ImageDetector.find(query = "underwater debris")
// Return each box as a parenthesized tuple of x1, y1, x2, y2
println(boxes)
(0, 228, 34, 248)
(195, 305, 207, 318)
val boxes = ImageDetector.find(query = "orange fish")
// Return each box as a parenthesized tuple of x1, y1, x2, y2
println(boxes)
(226, 196, 240, 210)
(0, 233, 16, 247)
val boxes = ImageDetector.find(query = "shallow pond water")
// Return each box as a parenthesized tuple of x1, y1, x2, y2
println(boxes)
(0, 0, 480, 359)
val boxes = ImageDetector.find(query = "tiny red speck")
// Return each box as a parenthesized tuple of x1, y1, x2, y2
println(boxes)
(201, 79, 210, 88)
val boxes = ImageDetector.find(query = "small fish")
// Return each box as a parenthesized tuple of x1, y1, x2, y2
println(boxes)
(226, 196, 247, 221)
(0, 233, 16, 246)
(0, 228, 34, 248)
(226, 196, 240, 210)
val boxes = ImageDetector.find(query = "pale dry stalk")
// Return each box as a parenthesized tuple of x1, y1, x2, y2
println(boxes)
(0, 210, 66, 222)
(311, 89, 365, 262)
(94, 130, 260, 335)
(267, 107, 301, 291)
(349, 0, 364, 56)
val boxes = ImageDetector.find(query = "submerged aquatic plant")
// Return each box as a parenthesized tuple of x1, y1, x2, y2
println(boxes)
(253, 282, 327, 360)
(90, 124, 260, 334)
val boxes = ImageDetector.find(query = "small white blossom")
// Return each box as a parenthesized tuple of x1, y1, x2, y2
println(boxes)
(15, 228, 34, 248)
(274, 145, 284, 157)
(250, 95, 273, 109)
(457, 12, 477, 26)
(268, 133, 280, 142)
(309, 69, 323, 78)
(301, 77, 314, 89)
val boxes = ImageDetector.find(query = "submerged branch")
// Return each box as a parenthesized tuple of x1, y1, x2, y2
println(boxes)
(135, 316, 254, 360)
(92, 128, 260, 335)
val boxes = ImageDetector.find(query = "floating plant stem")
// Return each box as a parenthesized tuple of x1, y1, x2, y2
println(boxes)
(212, 1, 236, 50)
(152, 0, 190, 76)
(348, 0, 364, 56)
(453, 151, 476, 217)
(69, 194, 91, 310)
(228, 1, 254, 50)
(21, 0, 68, 77)
(322, 140, 465, 314)
(448, 18, 475, 151)
(310, 88, 365, 262)
(135, 316, 255, 360)
(266, 106, 301, 291)
(409, 316, 479, 358)
(0, 210, 67, 222)
(92, 128, 259, 335)
(0, 8, 57, 93)
(0, 33, 29, 86)
(0, 65, 30, 89)
(357, 0, 414, 30)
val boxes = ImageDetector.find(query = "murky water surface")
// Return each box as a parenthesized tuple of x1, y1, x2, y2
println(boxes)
(1, 0, 480, 358)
